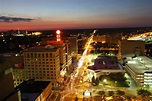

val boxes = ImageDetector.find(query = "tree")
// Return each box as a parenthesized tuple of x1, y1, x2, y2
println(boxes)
(144, 84, 150, 89)
(126, 95, 132, 101)
(92, 76, 95, 82)
(137, 88, 151, 97)
(75, 96, 78, 101)
(116, 90, 125, 96)
(97, 90, 105, 96)
(92, 76, 99, 86)
(108, 91, 114, 96)
(95, 77, 100, 86)
(97, 91, 106, 101)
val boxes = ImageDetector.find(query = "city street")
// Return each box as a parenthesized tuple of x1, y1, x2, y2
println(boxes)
(59, 32, 139, 101)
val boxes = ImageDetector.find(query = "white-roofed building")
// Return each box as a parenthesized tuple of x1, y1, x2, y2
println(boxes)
(125, 56, 152, 87)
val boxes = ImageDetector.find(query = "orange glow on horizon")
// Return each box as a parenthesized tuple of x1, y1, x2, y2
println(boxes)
(0, 18, 148, 31)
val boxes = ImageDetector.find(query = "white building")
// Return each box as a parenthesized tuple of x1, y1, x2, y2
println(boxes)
(125, 56, 152, 87)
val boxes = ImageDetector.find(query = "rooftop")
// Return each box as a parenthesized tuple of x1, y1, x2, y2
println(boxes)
(126, 56, 152, 74)
(24, 45, 58, 52)
(88, 56, 123, 71)
(17, 80, 50, 93)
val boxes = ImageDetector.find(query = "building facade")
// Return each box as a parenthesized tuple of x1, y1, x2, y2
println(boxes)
(125, 56, 152, 87)
(13, 46, 60, 87)
(119, 40, 145, 57)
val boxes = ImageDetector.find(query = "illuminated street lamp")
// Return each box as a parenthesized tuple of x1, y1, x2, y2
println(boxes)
(103, 79, 107, 83)
(103, 79, 107, 86)
(115, 81, 117, 87)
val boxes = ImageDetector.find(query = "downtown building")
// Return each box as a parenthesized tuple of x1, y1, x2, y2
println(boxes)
(13, 46, 60, 87)
(40, 37, 78, 71)
(13, 30, 71, 88)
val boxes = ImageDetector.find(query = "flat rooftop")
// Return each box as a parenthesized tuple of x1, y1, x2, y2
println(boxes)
(24, 45, 58, 52)
(88, 56, 124, 71)
(126, 56, 152, 74)
(17, 80, 50, 93)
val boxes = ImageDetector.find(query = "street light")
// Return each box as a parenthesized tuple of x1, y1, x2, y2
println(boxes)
(103, 79, 107, 87)
(103, 79, 107, 83)
(115, 81, 117, 87)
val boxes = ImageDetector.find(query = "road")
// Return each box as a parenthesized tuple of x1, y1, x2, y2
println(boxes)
(58, 32, 95, 101)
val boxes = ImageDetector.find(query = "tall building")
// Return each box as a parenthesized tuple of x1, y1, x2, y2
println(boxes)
(46, 41, 67, 70)
(41, 36, 78, 66)
(40, 31, 78, 71)
(13, 46, 60, 87)
(13, 30, 76, 88)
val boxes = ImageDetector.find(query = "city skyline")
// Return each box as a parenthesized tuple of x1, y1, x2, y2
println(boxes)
(0, 0, 152, 31)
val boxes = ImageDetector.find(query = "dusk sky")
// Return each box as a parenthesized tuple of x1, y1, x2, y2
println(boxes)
(0, 0, 152, 31)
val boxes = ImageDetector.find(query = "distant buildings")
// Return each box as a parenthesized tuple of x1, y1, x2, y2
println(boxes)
(106, 33, 122, 46)
(93, 33, 122, 45)
(93, 35, 106, 43)
(119, 40, 145, 57)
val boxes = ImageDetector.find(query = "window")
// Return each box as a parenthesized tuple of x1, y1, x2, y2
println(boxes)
(42, 53, 44, 58)
(27, 53, 29, 58)
(31, 53, 33, 58)
(50, 53, 52, 57)
(34, 53, 37, 58)
(46, 53, 49, 58)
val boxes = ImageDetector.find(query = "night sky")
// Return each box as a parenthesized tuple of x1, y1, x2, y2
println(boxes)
(0, 0, 152, 31)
